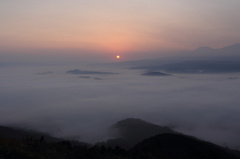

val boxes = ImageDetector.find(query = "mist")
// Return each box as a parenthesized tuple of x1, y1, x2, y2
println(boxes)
(1, 63, 240, 150)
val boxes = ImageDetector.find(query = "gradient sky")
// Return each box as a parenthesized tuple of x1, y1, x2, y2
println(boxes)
(1, 0, 240, 61)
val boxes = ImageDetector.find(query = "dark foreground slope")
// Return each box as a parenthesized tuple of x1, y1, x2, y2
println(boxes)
(130, 133, 238, 159)
(1, 118, 240, 159)
(0, 137, 130, 159)
(0, 125, 60, 142)
(1, 133, 239, 159)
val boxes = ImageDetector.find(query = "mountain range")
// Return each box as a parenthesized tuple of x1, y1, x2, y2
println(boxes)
(0, 118, 240, 158)
(127, 43, 240, 73)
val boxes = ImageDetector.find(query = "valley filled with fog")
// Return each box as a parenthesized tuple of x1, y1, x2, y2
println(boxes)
(1, 63, 240, 149)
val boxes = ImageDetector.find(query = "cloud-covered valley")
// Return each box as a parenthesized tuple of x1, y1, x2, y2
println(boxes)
(1, 64, 240, 150)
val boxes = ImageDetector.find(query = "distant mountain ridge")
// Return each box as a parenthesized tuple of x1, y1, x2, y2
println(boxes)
(220, 43, 240, 51)
(131, 60, 240, 74)
(127, 43, 240, 73)
(192, 43, 240, 57)
(103, 43, 240, 72)
(193, 43, 240, 51)
(194, 46, 214, 52)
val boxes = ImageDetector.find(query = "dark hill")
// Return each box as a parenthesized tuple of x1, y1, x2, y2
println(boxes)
(111, 118, 175, 138)
(97, 118, 176, 149)
(0, 125, 90, 147)
(0, 125, 60, 142)
(130, 133, 238, 159)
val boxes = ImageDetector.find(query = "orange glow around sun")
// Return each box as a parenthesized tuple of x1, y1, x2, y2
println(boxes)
(116, 55, 120, 59)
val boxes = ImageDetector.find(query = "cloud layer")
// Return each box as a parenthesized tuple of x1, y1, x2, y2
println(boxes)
(1, 64, 240, 149)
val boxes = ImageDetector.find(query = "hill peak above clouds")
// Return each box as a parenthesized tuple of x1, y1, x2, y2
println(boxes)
(97, 118, 176, 149)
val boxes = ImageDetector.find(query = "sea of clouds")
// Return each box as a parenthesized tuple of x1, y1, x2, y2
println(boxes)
(1, 64, 240, 149)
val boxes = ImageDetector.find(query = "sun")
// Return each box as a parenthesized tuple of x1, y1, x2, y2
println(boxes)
(116, 55, 120, 59)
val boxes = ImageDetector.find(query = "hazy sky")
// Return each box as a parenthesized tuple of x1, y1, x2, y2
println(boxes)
(1, 0, 240, 61)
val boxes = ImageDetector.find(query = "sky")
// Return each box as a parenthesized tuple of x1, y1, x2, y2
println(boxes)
(1, 0, 240, 62)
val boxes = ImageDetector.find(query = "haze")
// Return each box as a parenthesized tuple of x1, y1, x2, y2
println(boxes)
(1, 0, 240, 151)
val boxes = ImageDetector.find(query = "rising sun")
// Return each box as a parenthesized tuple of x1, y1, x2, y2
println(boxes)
(116, 55, 120, 59)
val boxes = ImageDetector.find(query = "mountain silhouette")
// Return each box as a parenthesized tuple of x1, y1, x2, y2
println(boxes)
(193, 43, 240, 57)
(220, 43, 240, 52)
(194, 46, 214, 52)
(130, 133, 238, 159)
(97, 118, 176, 149)
(129, 43, 240, 73)
(1, 119, 240, 158)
